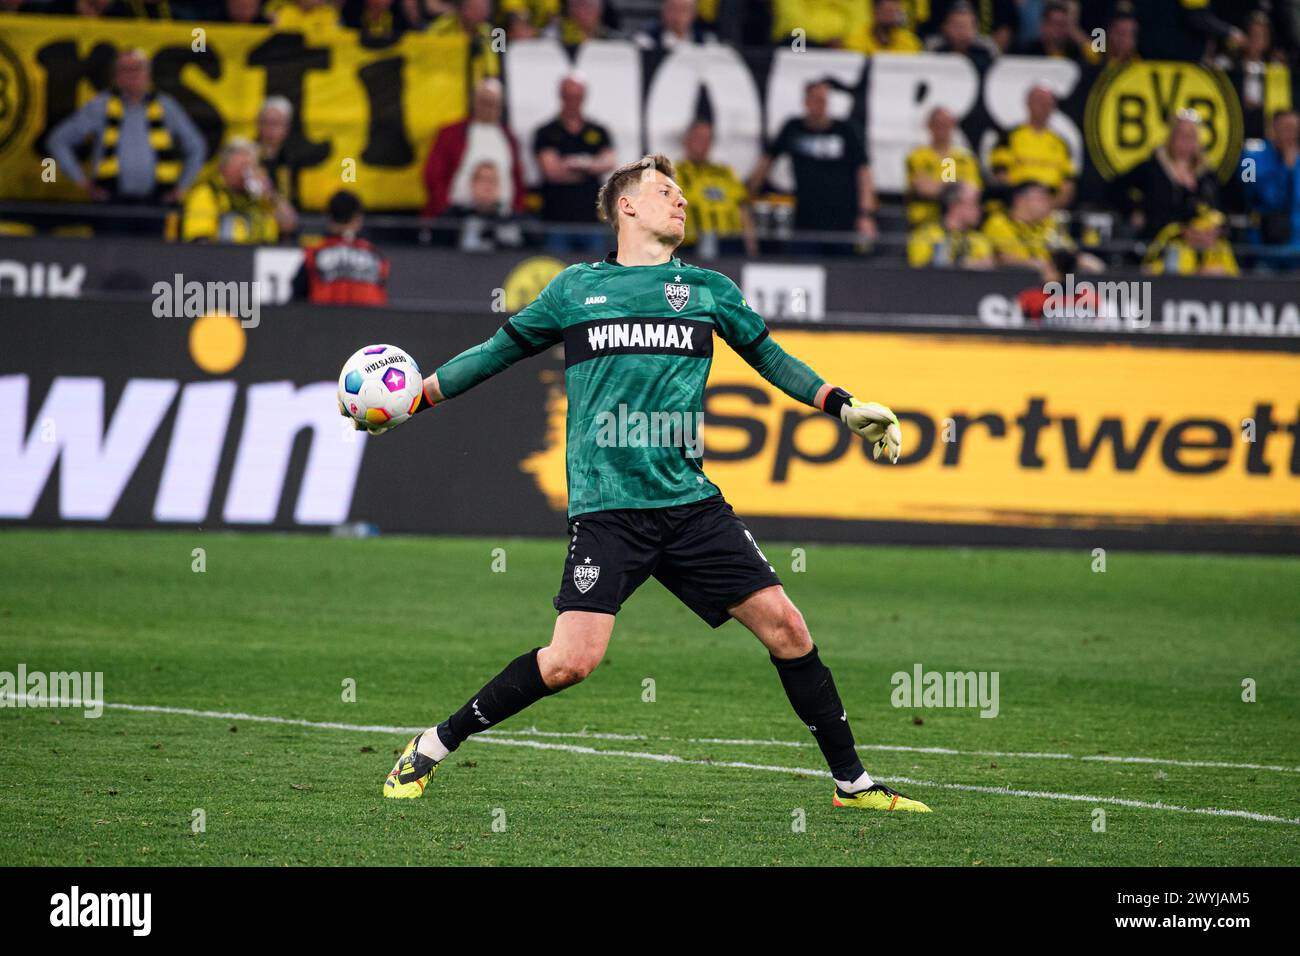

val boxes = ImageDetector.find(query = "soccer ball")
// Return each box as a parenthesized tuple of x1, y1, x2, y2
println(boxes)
(337, 344, 423, 430)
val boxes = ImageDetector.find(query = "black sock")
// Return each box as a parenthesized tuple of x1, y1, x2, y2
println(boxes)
(436, 647, 557, 752)
(770, 646, 866, 782)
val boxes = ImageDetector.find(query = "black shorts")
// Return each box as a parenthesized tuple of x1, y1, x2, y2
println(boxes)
(553, 494, 782, 628)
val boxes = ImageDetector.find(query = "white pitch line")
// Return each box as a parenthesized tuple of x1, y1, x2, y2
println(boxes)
(466, 737, 1300, 827)
(502, 727, 1300, 776)
(12, 697, 1300, 774)
(8, 695, 1300, 827)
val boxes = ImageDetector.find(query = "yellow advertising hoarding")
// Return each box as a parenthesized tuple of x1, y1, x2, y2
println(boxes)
(0, 14, 467, 209)
(524, 333, 1300, 528)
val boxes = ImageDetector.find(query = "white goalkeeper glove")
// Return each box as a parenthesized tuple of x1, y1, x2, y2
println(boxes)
(840, 398, 902, 463)
(338, 399, 401, 435)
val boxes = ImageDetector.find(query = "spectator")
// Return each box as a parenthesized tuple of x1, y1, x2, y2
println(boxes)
(104, 0, 174, 18)
(1217, 11, 1284, 139)
(634, 0, 717, 52)
(983, 181, 1101, 281)
(532, 72, 617, 252)
(1017, 1, 1099, 63)
(181, 138, 279, 243)
(770, 0, 865, 48)
(747, 79, 878, 250)
(1242, 109, 1300, 253)
(271, 0, 341, 33)
(1103, 4, 1141, 67)
(499, 0, 560, 39)
(675, 118, 758, 257)
(429, 0, 501, 87)
(990, 84, 1078, 209)
(906, 106, 982, 226)
(293, 190, 391, 304)
(926, 2, 1001, 69)
(46, 48, 206, 206)
(1119, 110, 1220, 240)
(451, 161, 527, 251)
(922, 0, 1018, 51)
(850, 0, 924, 54)
(1143, 205, 1239, 276)
(908, 182, 994, 268)
(1137, 0, 1244, 62)
(422, 77, 525, 221)
(49, 0, 112, 14)
(547, 0, 623, 46)
(220, 0, 272, 23)
(342, 0, 417, 46)
(254, 96, 302, 236)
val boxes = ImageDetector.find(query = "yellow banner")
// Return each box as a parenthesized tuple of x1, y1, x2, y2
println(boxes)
(0, 14, 467, 209)
(524, 333, 1300, 528)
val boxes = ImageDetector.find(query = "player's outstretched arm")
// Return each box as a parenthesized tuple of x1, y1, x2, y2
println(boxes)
(815, 384, 902, 464)
(715, 274, 902, 463)
(738, 331, 902, 464)
(341, 324, 542, 434)
(345, 269, 567, 433)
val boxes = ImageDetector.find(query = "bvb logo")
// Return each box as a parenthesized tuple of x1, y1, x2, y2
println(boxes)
(502, 255, 567, 314)
(0, 37, 32, 157)
(1084, 61, 1243, 183)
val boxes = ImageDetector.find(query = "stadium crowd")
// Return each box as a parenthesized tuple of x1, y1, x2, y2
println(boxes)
(4, 0, 1300, 291)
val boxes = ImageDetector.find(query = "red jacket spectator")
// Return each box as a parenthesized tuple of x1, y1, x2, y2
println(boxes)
(422, 78, 526, 220)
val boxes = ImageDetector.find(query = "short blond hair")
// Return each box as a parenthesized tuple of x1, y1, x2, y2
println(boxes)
(596, 153, 677, 233)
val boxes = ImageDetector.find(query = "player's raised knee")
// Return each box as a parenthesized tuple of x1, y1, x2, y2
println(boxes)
(541, 651, 601, 688)
(778, 604, 813, 657)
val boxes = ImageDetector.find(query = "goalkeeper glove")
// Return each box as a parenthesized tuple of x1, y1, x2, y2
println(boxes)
(822, 387, 902, 463)
(339, 383, 437, 435)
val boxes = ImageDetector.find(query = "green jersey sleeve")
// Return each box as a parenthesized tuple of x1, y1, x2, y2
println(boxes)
(711, 273, 825, 406)
(435, 270, 567, 399)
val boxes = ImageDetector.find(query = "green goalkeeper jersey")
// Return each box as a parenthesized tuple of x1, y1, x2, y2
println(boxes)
(436, 253, 827, 517)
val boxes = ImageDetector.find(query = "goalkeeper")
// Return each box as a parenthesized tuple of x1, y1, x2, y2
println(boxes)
(368, 154, 929, 813)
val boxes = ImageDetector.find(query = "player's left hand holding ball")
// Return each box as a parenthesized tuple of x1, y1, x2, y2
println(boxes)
(337, 344, 434, 435)
(841, 398, 902, 463)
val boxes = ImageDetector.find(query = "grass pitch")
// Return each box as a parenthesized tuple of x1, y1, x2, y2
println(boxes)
(1, 529, 1297, 866)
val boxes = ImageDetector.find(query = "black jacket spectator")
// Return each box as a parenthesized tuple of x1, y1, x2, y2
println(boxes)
(1119, 150, 1220, 241)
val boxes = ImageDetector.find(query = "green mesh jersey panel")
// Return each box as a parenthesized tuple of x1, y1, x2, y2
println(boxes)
(436, 254, 827, 517)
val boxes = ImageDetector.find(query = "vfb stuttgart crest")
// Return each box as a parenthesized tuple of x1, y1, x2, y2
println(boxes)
(664, 281, 690, 313)
(573, 559, 600, 594)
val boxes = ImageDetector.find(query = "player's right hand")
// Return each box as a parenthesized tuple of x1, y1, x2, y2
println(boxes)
(338, 399, 400, 435)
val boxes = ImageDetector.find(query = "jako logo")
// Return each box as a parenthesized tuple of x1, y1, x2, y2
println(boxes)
(583, 295, 607, 305)
(50, 886, 151, 936)
(0, 375, 364, 525)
